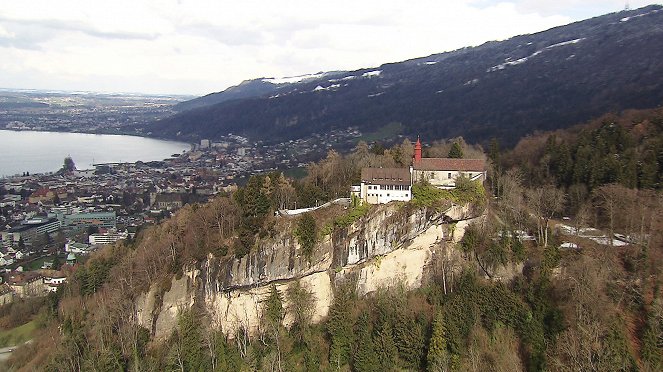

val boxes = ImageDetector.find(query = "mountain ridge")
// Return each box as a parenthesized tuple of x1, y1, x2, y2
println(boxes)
(146, 5, 663, 147)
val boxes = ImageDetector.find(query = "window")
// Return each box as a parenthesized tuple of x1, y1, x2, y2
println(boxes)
(448, 172, 452, 179)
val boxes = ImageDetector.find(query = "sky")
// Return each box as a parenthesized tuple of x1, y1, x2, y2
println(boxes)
(0, 1, 659, 96)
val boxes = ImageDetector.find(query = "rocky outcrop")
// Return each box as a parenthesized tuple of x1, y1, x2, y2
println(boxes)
(136, 202, 483, 339)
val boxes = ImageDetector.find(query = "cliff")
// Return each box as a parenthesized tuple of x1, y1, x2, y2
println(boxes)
(136, 202, 484, 338)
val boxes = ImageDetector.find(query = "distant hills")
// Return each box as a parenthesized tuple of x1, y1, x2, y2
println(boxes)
(146, 5, 663, 147)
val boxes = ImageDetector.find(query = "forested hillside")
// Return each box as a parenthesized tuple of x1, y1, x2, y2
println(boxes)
(4, 108, 662, 371)
(145, 6, 663, 147)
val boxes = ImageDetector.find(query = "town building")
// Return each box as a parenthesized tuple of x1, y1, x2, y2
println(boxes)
(7, 272, 44, 298)
(62, 211, 117, 230)
(88, 229, 128, 245)
(1, 217, 60, 247)
(65, 241, 93, 254)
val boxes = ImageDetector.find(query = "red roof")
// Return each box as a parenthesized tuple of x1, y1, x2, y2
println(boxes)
(413, 158, 485, 171)
(30, 188, 52, 197)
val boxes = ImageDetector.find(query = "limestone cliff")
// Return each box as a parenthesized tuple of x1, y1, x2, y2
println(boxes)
(136, 202, 483, 338)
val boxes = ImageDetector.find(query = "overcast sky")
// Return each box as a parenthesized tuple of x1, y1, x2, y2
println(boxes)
(0, 1, 659, 96)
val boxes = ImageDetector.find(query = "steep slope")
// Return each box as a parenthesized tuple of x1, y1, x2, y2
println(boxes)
(173, 72, 344, 112)
(173, 79, 280, 112)
(147, 5, 663, 147)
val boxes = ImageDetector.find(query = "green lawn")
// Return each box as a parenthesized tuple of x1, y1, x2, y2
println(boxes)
(25, 254, 62, 271)
(0, 320, 36, 348)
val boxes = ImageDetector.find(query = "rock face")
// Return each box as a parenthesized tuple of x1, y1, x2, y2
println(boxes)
(136, 203, 483, 338)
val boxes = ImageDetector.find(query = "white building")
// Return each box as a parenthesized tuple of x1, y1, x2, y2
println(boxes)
(359, 168, 412, 204)
(88, 230, 128, 245)
(411, 158, 486, 189)
(410, 137, 486, 189)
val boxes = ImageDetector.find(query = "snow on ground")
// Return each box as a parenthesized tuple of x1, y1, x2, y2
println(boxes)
(362, 70, 382, 78)
(620, 8, 660, 22)
(263, 72, 327, 84)
(329, 75, 356, 82)
(546, 38, 584, 49)
(313, 84, 341, 92)
(560, 242, 579, 249)
(487, 38, 584, 72)
(557, 224, 629, 247)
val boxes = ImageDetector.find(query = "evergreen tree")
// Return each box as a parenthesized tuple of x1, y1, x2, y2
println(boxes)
(353, 313, 378, 372)
(448, 142, 463, 159)
(63, 156, 76, 172)
(427, 311, 450, 372)
(374, 322, 398, 370)
(295, 213, 317, 260)
(327, 286, 355, 369)
(264, 284, 284, 328)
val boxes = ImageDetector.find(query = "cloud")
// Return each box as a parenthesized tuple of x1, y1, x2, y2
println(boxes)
(2, 0, 654, 95)
(491, 0, 659, 17)
(0, 16, 158, 48)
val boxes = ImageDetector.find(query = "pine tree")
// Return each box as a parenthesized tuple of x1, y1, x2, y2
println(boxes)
(427, 311, 450, 372)
(295, 213, 317, 260)
(264, 284, 284, 328)
(374, 322, 398, 369)
(353, 313, 378, 372)
(327, 286, 355, 369)
(448, 142, 463, 159)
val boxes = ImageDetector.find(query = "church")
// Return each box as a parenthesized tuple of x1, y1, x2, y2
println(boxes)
(354, 138, 486, 205)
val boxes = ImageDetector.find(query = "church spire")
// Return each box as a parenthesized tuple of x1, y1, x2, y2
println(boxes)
(414, 136, 422, 162)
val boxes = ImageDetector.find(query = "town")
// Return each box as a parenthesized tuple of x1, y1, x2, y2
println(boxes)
(0, 126, 363, 304)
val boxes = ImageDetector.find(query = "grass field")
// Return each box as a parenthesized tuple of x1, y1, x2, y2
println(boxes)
(24, 254, 67, 270)
(0, 320, 36, 348)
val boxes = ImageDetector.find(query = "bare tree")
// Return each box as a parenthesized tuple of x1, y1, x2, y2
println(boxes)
(527, 185, 565, 247)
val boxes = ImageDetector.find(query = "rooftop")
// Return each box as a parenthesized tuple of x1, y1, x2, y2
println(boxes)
(413, 158, 486, 171)
(361, 167, 411, 186)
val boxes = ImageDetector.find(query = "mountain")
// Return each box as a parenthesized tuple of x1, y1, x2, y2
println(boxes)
(173, 79, 279, 112)
(146, 5, 663, 147)
(173, 72, 341, 112)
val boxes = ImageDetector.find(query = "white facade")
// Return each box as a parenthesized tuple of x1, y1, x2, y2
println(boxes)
(411, 169, 486, 189)
(359, 167, 412, 205)
(360, 183, 411, 204)
(88, 230, 128, 245)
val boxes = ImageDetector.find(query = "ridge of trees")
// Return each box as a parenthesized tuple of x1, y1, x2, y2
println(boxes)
(4, 120, 663, 371)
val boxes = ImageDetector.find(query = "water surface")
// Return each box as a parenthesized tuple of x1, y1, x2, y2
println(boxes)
(0, 130, 190, 177)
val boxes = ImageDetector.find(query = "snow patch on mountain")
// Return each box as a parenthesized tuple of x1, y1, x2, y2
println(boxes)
(313, 84, 341, 92)
(620, 8, 660, 22)
(329, 75, 356, 83)
(362, 70, 382, 78)
(546, 38, 584, 49)
(263, 72, 328, 84)
(488, 38, 584, 72)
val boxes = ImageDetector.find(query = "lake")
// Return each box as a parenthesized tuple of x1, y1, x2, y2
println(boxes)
(0, 130, 190, 177)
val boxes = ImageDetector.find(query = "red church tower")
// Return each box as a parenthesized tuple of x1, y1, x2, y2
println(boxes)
(414, 136, 422, 163)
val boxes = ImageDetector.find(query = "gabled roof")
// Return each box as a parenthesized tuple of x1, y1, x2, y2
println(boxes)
(413, 158, 485, 172)
(361, 168, 410, 186)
